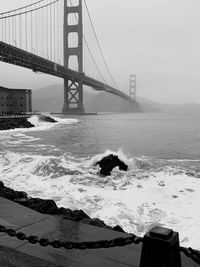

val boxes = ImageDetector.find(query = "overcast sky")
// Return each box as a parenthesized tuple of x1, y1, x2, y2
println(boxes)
(0, 0, 200, 104)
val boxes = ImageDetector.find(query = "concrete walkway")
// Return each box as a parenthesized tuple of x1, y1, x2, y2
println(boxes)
(0, 197, 197, 267)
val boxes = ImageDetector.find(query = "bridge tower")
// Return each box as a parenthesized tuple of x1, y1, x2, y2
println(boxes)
(62, 0, 85, 114)
(130, 74, 136, 101)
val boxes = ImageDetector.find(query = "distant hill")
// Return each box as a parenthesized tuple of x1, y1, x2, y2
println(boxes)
(138, 97, 200, 113)
(32, 84, 141, 113)
(32, 84, 200, 113)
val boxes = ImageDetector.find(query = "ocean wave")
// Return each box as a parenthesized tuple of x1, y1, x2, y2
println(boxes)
(1, 149, 200, 248)
(0, 114, 80, 134)
(89, 149, 132, 167)
(27, 114, 79, 131)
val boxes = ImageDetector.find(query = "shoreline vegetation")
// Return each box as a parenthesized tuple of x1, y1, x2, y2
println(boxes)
(0, 181, 125, 233)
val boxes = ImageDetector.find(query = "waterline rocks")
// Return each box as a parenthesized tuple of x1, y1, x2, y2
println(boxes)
(0, 181, 125, 233)
(58, 207, 90, 221)
(21, 198, 59, 215)
(0, 117, 34, 130)
(0, 182, 27, 200)
(38, 115, 57, 123)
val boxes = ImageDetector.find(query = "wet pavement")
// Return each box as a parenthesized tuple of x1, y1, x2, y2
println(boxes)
(0, 197, 197, 267)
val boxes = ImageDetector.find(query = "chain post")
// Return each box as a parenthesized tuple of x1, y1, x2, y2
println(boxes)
(139, 226, 182, 267)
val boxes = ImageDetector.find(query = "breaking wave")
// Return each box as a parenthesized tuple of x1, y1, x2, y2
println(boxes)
(1, 146, 200, 248)
(27, 114, 79, 131)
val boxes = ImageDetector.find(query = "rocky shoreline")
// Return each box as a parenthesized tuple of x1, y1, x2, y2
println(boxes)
(0, 117, 34, 130)
(0, 115, 57, 131)
(0, 181, 125, 233)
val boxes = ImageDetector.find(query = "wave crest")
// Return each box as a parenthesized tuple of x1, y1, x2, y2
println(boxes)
(27, 114, 79, 131)
(88, 149, 132, 167)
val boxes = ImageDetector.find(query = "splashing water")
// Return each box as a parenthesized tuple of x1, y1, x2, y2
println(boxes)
(0, 113, 200, 249)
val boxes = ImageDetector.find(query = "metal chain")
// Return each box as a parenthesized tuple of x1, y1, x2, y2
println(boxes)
(178, 246, 200, 265)
(0, 225, 143, 250)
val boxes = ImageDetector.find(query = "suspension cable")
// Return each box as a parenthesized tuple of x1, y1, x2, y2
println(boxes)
(0, 0, 59, 20)
(83, 35, 106, 83)
(0, 0, 45, 16)
(83, 0, 119, 89)
(69, 0, 106, 83)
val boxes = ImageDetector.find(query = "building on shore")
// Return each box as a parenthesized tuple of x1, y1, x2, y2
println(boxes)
(0, 86, 32, 115)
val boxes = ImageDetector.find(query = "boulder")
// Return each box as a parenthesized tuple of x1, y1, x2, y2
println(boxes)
(39, 115, 57, 123)
(59, 207, 90, 221)
(112, 225, 125, 233)
(95, 154, 128, 176)
(0, 118, 34, 130)
(82, 218, 112, 229)
(21, 198, 59, 215)
(0, 187, 17, 200)
(15, 191, 28, 200)
(0, 181, 4, 188)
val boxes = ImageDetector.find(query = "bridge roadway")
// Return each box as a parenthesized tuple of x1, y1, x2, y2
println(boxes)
(0, 41, 133, 103)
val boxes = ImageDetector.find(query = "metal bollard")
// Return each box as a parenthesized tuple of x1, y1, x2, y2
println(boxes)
(140, 226, 182, 267)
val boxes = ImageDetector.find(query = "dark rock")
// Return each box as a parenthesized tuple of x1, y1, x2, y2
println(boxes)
(0, 187, 17, 200)
(82, 218, 112, 229)
(58, 207, 72, 216)
(0, 183, 128, 233)
(0, 118, 34, 130)
(112, 225, 125, 233)
(185, 171, 196, 177)
(59, 207, 90, 221)
(95, 154, 128, 176)
(15, 191, 28, 200)
(21, 198, 59, 215)
(39, 115, 57, 123)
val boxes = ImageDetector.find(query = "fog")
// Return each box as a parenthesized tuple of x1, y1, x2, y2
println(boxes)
(0, 0, 200, 104)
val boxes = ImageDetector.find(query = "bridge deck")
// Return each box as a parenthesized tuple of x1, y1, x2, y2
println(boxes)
(0, 41, 133, 103)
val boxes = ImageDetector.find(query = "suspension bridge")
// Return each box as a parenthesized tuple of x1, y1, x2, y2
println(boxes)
(0, 0, 137, 114)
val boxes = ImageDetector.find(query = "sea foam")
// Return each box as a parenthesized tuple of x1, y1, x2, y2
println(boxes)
(1, 147, 200, 248)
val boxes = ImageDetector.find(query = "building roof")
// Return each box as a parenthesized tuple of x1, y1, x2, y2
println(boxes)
(0, 86, 31, 92)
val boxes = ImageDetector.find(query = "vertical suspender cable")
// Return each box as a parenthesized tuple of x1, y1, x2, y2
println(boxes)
(84, 0, 119, 87)
(35, 5, 38, 54)
(12, 16, 14, 45)
(39, 2, 42, 56)
(53, 2, 56, 62)
(56, 0, 60, 63)
(37, 7, 39, 55)
(25, 12, 28, 50)
(46, 0, 48, 59)
(8, 16, 10, 44)
(19, 15, 22, 48)
(50, 2, 52, 60)
(1, 18, 3, 42)
(4, 18, 6, 42)
(14, 13, 17, 46)
(31, 8, 33, 51)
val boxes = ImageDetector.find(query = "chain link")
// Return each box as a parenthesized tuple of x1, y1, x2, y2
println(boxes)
(0, 225, 143, 250)
(178, 246, 200, 265)
(2, 224, 200, 265)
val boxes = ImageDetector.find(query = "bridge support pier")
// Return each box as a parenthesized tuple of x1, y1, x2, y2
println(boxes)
(62, 0, 85, 114)
(62, 78, 85, 114)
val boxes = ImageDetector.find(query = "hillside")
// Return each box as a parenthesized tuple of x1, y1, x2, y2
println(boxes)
(32, 84, 200, 114)
(32, 84, 141, 113)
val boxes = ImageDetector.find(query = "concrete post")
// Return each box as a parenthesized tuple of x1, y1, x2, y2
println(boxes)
(62, 0, 85, 114)
(139, 226, 182, 267)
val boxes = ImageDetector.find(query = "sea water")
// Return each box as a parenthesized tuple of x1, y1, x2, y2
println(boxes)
(0, 112, 200, 249)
